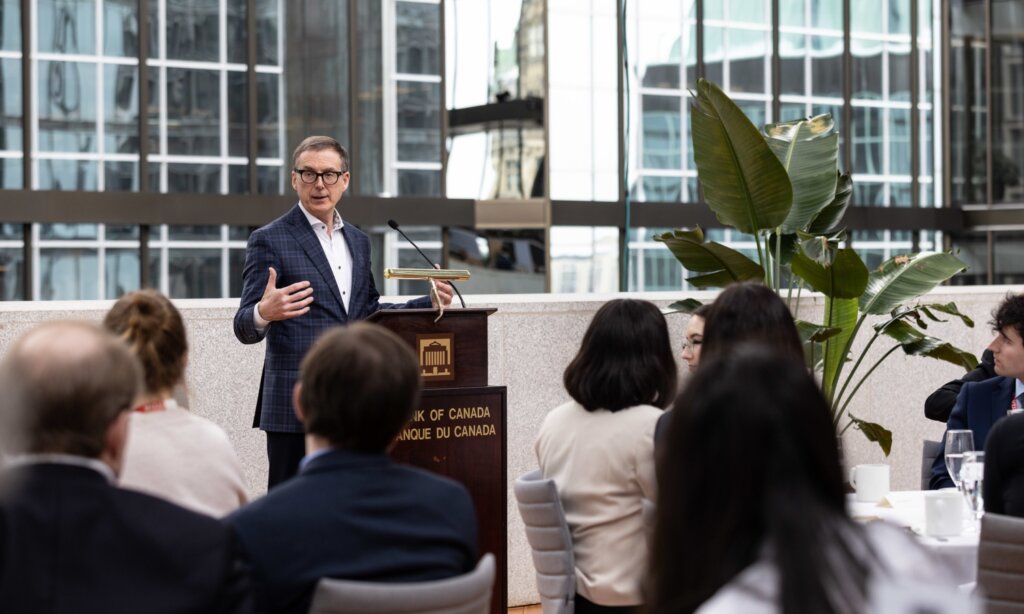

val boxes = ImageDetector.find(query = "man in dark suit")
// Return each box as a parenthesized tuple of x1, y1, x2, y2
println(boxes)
(924, 349, 996, 423)
(931, 293, 1024, 489)
(233, 135, 452, 488)
(0, 322, 252, 613)
(227, 323, 478, 614)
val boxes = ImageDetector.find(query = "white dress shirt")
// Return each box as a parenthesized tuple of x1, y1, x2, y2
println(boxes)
(254, 202, 353, 328)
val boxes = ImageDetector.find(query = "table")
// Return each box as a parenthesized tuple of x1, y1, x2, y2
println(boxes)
(848, 491, 979, 584)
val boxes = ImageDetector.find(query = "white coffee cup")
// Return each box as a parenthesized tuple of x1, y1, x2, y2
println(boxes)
(849, 463, 890, 503)
(924, 490, 964, 537)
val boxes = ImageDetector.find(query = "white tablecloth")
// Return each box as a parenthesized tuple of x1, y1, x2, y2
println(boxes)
(848, 491, 979, 584)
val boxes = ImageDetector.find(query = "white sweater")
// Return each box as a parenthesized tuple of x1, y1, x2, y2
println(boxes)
(535, 400, 660, 607)
(696, 521, 954, 614)
(120, 400, 248, 517)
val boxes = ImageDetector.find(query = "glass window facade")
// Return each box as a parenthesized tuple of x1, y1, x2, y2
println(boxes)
(0, 0, 1019, 299)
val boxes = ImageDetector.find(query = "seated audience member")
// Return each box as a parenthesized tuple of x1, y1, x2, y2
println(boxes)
(924, 350, 995, 423)
(984, 411, 1024, 517)
(0, 322, 252, 613)
(680, 304, 710, 373)
(228, 323, 477, 614)
(931, 293, 1024, 489)
(656, 282, 804, 442)
(536, 298, 677, 613)
(105, 290, 248, 516)
(648, 345, 950, 614)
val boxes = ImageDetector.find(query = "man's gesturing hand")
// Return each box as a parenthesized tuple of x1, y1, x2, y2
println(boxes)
(258, 267, 313, 322)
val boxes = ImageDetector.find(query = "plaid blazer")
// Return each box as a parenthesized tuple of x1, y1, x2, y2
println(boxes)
(233, 204, 430, 433)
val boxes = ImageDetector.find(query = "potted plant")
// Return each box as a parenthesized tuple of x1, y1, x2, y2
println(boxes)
(656, 79, 976, 455)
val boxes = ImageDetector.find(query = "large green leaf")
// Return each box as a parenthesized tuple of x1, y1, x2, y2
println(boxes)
(651, 228, 765, 288)
(795, 319, 842, 343)
(877, 320, 978, 371)
(663, 298, 704, 315)
(791, 248, 869, 299)
(690, 79, 793, 233)
(849, 415, 893, 457)
(920, 302, 976, 328)
(796, 229, 846, 264)
(860, 252, 969, 315)
(807, 172, 853, 235)
(654, 227, 764, 288)
(821, 296, 859, 404)
(763, 114, 839, 233)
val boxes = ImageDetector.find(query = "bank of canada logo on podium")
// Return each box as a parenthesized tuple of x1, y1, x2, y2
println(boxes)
(416, 333, 455, 382)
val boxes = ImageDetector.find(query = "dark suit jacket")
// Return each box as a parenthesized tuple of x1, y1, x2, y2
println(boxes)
(929, 376, 1015, 490)
(233, 204, 430, 433)
(0, 463, 252, 614)
(984, 411, 1024, 517)
(924, 350, 996, 423)
(227, 449, 478, 614)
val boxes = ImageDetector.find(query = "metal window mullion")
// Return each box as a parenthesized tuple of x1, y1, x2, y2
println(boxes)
(438, 0, 447, 198)
(97, 223, 107, 300)
(28, 0, 37, 190)
(348, 0, 359, 193)
(221, 225, 229, 297)
(983, 0, 992, 209)
(940, 0, 950, 214)
(771, 0, 780, 122)
(842, 0, 852, 174)
(30, 223, 39, 301)
(160, 225, 170, 294)
(382, 0, 397, 194)
(219, 0, 229, 196)
(247, 0, 258, 195)
(910, 0, 921, 250)
(617, 0, 627, 290)
(139, 0, 151, 195)
(21, 0, 32, 299)
(96, 0, 106, 193)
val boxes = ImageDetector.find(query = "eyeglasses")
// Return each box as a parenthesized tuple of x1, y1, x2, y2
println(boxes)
(681, 338, 702, 352)
(294, 168, 348, 185)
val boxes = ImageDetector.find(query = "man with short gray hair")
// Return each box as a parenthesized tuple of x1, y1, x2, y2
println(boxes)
(0, 321, 253, 613)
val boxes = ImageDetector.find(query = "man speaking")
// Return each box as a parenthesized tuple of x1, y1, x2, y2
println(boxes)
(234, 136, 452, 488)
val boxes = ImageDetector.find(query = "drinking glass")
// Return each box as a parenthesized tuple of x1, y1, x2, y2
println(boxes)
(960, 451, 985, 523)
(944, 430, 975, 490)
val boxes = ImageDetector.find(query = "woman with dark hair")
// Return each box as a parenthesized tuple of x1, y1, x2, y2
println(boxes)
(699, 281, 804, 364)
(648, 345, 947, 614)
(535, 298, 677, 613)
(680, 304, 712, 374)
(105, 290, 248, 516)
(656, 282, 803, 443)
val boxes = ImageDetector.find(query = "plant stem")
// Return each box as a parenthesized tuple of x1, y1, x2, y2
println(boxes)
(839, 419, 855, 436)
(833, 345, 901, 427)
(774, 229, 782, 293)
(754, 230, 766, 284)
(834, 328, 882, 415)
(828, 312, 866, 413)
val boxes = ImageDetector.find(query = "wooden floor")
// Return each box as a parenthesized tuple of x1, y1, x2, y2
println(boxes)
(508, 606, 542, 614)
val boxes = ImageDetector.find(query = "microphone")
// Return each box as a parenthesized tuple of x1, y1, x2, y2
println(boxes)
(387, 219, 466, 308)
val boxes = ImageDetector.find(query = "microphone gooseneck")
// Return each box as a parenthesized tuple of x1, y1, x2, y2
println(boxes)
(387, 219, 466, 308)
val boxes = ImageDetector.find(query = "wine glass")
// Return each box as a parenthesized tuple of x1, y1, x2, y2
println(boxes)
(944, 429, 975, 490)
(960, 451, 985, 525)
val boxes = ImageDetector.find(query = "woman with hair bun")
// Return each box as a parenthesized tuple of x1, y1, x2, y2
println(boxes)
(104, 290, 247, 516)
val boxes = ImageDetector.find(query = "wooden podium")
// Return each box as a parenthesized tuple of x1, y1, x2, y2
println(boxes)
(367, 308, 507, 613)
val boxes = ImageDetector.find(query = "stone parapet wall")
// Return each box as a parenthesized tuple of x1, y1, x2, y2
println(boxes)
(0, 286, 1008, 606)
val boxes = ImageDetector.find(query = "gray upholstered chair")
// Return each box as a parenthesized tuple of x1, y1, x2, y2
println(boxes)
(977, 513, 1024, 613)
(306, 553, 495, 614)
(922, 439, 942, 490)
(513, 469, 575, 614)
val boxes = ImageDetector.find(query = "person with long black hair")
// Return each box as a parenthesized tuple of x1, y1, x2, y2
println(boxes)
(536, 298, 677, 613)
(648, 345, 948, 614)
